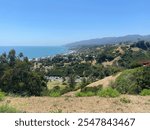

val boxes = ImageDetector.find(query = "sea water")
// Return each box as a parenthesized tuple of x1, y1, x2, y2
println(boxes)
(0, 46, 68, 59)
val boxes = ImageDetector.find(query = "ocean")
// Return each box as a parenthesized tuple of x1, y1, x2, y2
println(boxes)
(0, 46, 68, 59)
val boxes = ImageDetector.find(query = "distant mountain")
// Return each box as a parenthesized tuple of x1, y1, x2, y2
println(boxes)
(66, 35, 150, 47)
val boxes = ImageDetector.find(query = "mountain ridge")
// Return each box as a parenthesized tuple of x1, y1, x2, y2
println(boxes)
(66, 34, 150, 47)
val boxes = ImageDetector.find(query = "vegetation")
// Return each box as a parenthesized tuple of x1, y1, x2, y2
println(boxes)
(115, 67, 150, 94)
(130, 40, 150, 50)
(0, 41, 150, 98)
(97, 88, 120, 98)
(46, 86, 61, 97)
(76, 91, 95, 97)
(80, 77, 88, 91)
(140, 89, 150, 96)
(68, 74, 76, 90)
(120, 97, 131, 103)
(0, 50, 47, 96)
(0, 104, 20, 113)
(42, 85, 72, 97)
(49, 109, 62, 113)
(0, 91, 5, 101)
(76, 86, 102, 97)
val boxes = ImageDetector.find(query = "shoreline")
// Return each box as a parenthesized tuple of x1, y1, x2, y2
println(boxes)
(30, 48, 76, 61)
(0, 46, 73, 61)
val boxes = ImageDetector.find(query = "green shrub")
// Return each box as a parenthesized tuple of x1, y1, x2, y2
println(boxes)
(76, 86, 102, 97)
(49, 91, 61, 97)
(81, 86, 102, 92)
(0, 91, 5, 101)
(42, 85, 73, 97)
(75, 91, 95, 97)
(135, 67, 150, 90)
(0, 104, 19, 113)
(120, 97, 131, 103)
(140, 89, 150, 96)
(115, 67, 150, 94)
(60, 87, 72, 95)
(97, 87, 120, 98)
(43, 86, 61, 97)
(114, 69, 138, 94)
(80, 77, 89, 90)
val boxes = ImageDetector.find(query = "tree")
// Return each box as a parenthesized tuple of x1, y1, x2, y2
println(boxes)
(8, 49, 16, 66)
(68, 74, 76, 90)
(80, 77, 88, 91)
(0, 50, 47, 96)
(18, 52, 24, 60)
(62, 76, 66, 83)
(0, 53, 7, 64)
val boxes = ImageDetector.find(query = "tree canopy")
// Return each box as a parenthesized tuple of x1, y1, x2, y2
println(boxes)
(0, 49, 47, 96)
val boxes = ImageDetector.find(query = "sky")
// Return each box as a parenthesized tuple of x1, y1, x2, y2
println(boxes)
(0, 0, 150, 46)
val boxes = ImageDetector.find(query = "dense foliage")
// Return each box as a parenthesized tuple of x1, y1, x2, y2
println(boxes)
(0, 91, 5, 101)
(36, 41, 150, 83)
(0, 50, 47, 96)
(97, 88, 120, 98)
(115, 67, 150, 94)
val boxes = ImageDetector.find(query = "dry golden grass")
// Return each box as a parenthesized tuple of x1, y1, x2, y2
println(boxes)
(87, 73, 121, 88)
(102, 56, 121, 66)
(131, 47, 140, 52)
(0, 95, 150, 113)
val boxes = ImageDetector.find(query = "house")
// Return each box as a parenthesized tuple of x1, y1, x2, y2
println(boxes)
(141, 61, 150, 66)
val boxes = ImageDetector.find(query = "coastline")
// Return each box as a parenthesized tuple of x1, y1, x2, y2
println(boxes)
(0, 46, 71, 61)
(31, 50, 76, 61)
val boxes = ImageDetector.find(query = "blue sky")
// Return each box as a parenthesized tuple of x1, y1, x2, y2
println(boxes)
(0, 0, 150, 46)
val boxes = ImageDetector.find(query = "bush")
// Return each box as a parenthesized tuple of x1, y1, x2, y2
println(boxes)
(76, 86, 102, 97)
(42, 85, 73, 97)
(0, 104, 20, 113)
(81, 86, 102, 93)
(120, 97, 131, 103)
(0, 91, 5, 101)
(60, 87, 72, 95)
(49, 91, 61, 97)
(114, 69, 138, 94)
(80, 77, 89, 91)
(97, 87, 120, 98)
(45, 86, 61, 97)
(75, 91, 95, 97)
(140, 89, 150, 96)
(115, 67, 150, 94)
(135, 67, 150, 90)
(68, 74, 76, 90)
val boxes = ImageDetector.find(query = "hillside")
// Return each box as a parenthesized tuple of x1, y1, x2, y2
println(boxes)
(87, 73, 121, 88)
(66, 34, 150, 47)
(0, 40, 150, 113)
